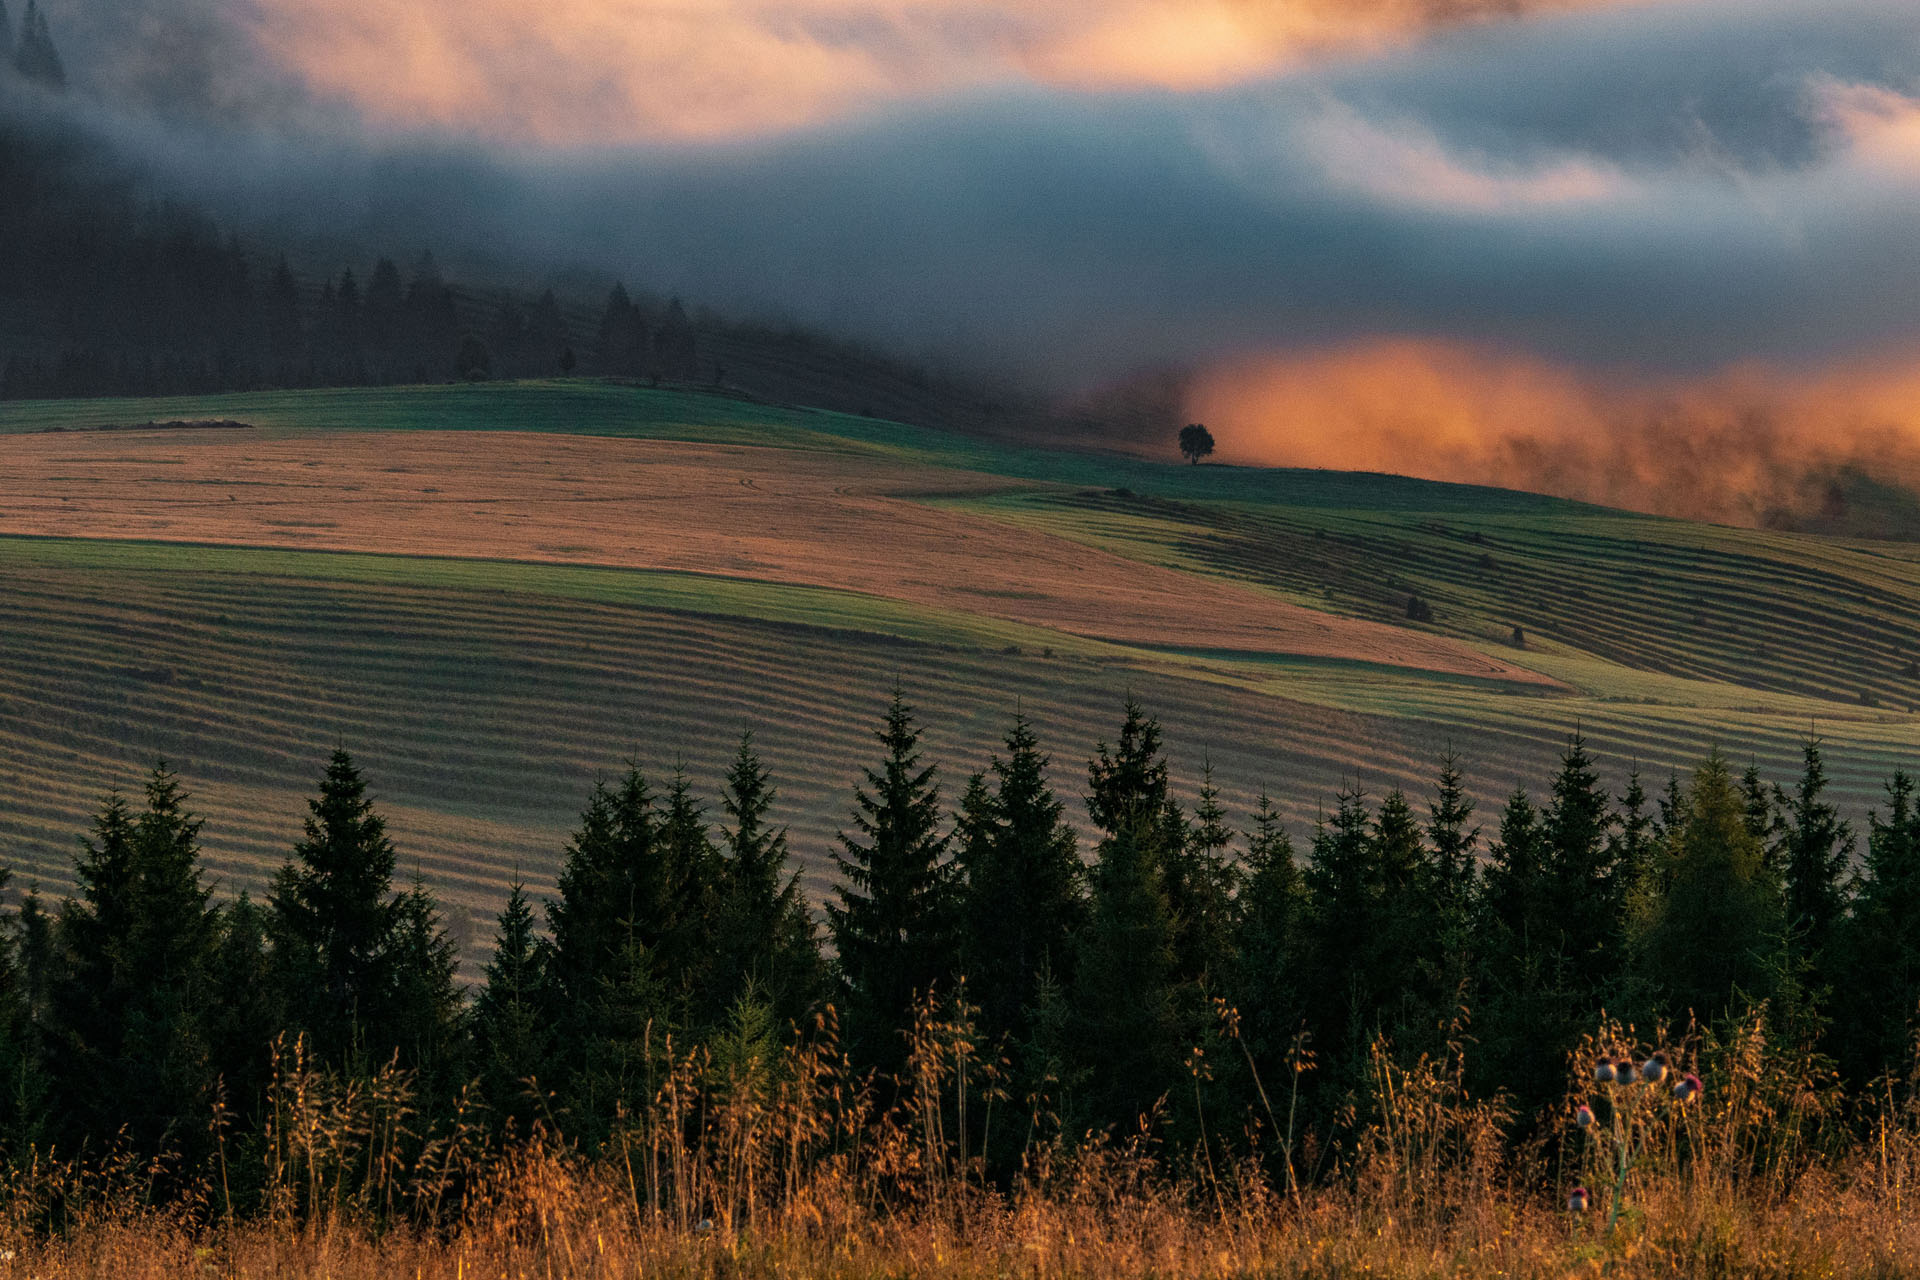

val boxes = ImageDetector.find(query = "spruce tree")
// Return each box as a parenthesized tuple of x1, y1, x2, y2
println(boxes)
(206, 893, 280, 1119)
(1164, 762, 1240, 992)
(384, 878, 462, 1090)
(472, 882, 551, 1131)
(1427, 754, 1478, 926)
(268, 750, 401, 1065)
(1780, 737, 1852, 970)
(542, 768, 672, 1126)
(1540, 733, 1621, 978)
(657, 769, 724, 1025)
(1472, 789, 1559, 1104)
(1297, 787, 1377, 1077)
(0, 864, 46, 1158)
(1068, 700, 1188, 1127)
(49, 766, 219, 1159)
(1636, 753, 1783, 1024)
(265, 256, 303, 368)
(1741, 761, 1788, 878)
(1232, 795, 1304, 1088)
(956, 716, 1083, 1051)
(1370, 788, 1444, 1042)
(827, 692, 957, 1073)
(1836, 772, 1920, 1083)
(715, 733, 822, 1030)
(1608, 768, 1657, 920)
(1070, 814, 1180, 1131)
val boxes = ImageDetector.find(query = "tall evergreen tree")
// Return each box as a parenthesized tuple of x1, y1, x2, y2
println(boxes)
(541, 767, 675, 1128)
(1836, 772, 1920, 1083)
(657, 769, 724, 1024)
(1427, 754, 1478, 925)
(1780, 737, 1853, 970)
(472, 881, 551, 1131)
(1070, 808, 1181, 1131)
(956, 716, 1084, 1050)
(1232, 795, 1304, 1085)
(1636, 753, 1783, 1023)
(1165, 762, 1241, 993)
(1608, 768, 1657, 919)
(384, 877, 462, 1088)
(268, 750, 401, 1065)
(1370, 788, 1445, 1042)
(1067, 700, 1189, 1126)
(714, 733, 822, 1030)
(264, 256, 303, 368)
(1539, 733, 1621, 978)
(1742, 761, 1788, 878)
(827, 693, 956, 1073)
(364, 257, 405, 356)
(206, 893, 280, 1120)
(48, 766, 220, 1159)
(1297, 787, 1378, 1078)
(1472, 789, 1561, 1104)
(0, 864, 46, 1158)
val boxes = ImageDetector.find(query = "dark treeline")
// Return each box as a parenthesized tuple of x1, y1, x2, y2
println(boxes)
(0, 694, 1916, 1209)
(0, 92, 705, 400)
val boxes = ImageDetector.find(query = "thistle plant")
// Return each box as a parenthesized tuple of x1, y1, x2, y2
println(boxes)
(1572, 1037, 1702, 1233)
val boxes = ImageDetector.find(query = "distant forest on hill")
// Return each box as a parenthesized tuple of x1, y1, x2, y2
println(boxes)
(0, 100, 707, 398)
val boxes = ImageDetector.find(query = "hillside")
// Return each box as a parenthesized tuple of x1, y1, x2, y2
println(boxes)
(1, 380, 1915, 962)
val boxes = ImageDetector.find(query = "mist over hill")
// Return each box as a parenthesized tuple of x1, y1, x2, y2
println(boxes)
(5, 0, 1920, 534)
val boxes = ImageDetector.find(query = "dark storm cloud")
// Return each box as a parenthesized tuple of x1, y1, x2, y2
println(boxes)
(18, 0, 1920, 388)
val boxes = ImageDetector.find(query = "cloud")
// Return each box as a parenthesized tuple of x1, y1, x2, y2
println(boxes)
(47, 0, 1644, 141)
(24, 0, 1920, 422)
(1189, 339, 1920, 529)
(1288, 101, 1627, 213)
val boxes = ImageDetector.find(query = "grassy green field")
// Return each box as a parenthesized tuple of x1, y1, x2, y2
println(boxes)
(1, 379, 1915, 964)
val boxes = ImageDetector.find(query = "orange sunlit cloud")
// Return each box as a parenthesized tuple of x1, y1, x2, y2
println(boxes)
(1190, 340, 1920, 530)
(240, 0, 1645, 143)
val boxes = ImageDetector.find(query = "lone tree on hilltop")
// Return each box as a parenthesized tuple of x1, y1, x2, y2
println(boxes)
(1178, 423, 1215, 465)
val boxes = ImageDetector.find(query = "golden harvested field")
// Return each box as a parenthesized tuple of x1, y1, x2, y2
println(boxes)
(0, 542, 1593, 964)
(0, 427, 1543, 683)
(2, 382, 1918, 966)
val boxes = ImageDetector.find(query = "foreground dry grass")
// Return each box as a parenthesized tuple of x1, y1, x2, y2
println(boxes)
(6, 1015, 1919, 1280)
(10, 1157, 1917, 1279)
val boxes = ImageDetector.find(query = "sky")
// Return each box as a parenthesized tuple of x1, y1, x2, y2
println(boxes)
(28, 0, 1920, 521)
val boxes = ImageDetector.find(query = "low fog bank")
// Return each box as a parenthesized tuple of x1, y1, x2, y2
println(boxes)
(6, 0, 1920, 529)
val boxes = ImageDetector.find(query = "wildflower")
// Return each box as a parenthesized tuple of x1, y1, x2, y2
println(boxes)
(1568, 1186, 1589, 1213)
(1594, 1060, 1617, 1083)
(1673, 1073, 1702, 1102)
(1640, 1052, 1668, 1084)
(1574, 1103, 1595, 1129)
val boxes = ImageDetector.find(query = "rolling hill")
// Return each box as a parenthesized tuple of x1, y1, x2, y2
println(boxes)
(1, 380, 1914, 965)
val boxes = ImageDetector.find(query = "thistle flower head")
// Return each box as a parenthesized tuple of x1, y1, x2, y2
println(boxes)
(1673, 1073, 1702, 1102)
(1594, 1060, 1617, 1083)
(1568, 1186, 1589, 1213)
(1640, 1052, 1669, 1084)
(1574, 1103, 1595, 1129)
